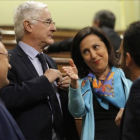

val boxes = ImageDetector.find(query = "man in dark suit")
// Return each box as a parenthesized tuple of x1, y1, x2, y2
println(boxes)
(0, 42, 25, 140)
(93, 10, 121, 57)
(118, 21, 140, 140)
(0, 1, 79, 140)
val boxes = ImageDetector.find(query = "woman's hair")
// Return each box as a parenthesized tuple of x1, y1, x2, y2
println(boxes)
(71, 26, 118, 78)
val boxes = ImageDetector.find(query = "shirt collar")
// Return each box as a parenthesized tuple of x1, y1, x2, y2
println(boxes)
(19, 41, 41, 60)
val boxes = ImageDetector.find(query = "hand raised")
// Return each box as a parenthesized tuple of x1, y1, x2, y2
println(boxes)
(62, 59, 78, 81)
(62, 59, 79, 89)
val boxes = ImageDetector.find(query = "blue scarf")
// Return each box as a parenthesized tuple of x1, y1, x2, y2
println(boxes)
(82, 67, 128, 110)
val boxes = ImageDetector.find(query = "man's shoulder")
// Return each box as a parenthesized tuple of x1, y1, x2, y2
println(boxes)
(132, 77, 140, 87)
(8, 48, 16, 54)
(129, 77, 140, 96)
(8, 45, 19, 55)
(8, 47, 19, 61)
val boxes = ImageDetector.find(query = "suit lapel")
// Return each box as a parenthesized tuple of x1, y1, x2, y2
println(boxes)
(14, 45, 39, 77)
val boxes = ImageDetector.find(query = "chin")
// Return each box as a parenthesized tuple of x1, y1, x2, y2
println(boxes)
(93, 66, 108, 73)
(0, 80, 9, 89)
(46, 39, 54, 45)
(4, 79, 10, 87)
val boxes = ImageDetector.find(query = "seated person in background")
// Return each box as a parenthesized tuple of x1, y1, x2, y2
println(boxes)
(0, 42, 25, 140)
(47, 10, 121, 57)
(62, 27, 131, 140)
(119, 21, 140, 140)
(47, 38, 73, 53)
(93, 10, 121, 56)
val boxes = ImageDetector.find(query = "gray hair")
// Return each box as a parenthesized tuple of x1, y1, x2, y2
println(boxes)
(14, 1, 47, 42)
(94, 10, 115, 29)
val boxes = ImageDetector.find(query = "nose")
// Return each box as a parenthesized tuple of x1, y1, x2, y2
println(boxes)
(8, 64, 11, 69)
(50, 24, 57, 32)
(90, 49, 97, 59)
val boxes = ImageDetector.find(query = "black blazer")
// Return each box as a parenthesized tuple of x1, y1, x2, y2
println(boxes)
(0, 45, 79, 140)
(120, 78, 140, 140)
(101, 26, 121, 56)
(0, 99, 25, 140)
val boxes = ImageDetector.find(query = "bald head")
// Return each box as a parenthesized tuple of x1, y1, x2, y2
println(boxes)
(0, 42, 4, 49)
(0, 42, 11, 88)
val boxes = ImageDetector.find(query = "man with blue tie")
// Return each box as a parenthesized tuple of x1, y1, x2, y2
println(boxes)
(0, 1, 79, 140)
(0, 42, 25, 140)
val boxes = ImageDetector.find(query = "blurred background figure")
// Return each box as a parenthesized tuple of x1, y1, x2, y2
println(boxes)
(93, 10, 121, 57)
(47, 10, 121, 57)
(119, 21, 140, 140)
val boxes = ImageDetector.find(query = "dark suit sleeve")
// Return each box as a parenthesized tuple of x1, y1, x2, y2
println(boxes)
(47, 38, 73, 52)
(0, 107, 14, 140)
(0, 50, 59, 110)
(0, 73, 54, 110)
(130, 79, 140, 129)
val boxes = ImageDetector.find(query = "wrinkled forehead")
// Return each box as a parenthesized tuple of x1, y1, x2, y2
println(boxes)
(40, 8, 52, 20)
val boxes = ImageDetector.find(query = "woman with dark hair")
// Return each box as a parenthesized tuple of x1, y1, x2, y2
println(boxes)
(63, 27, 132, 140)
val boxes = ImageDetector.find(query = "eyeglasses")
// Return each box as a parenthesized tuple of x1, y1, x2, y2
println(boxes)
(0, 52, 11, 62)
(32, 19, 55, 27)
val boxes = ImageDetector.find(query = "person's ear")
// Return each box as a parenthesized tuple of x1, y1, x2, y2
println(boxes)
(93, 20, 100, 27)
(95, 20, 100, 27)
(125, 52, 131, 66)
(23, 20, 32, 33)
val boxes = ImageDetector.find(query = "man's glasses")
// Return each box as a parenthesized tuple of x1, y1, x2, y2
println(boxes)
(31, 19, 55, 27)
(0, 52, 11, 62)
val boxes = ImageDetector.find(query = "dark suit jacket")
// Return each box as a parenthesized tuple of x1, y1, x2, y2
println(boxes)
(0, 99, 25, 140)
(47, 38, 73, 53)
(120, 77, 140, 140)
(0, 45, 79, 140)
(101, 26, 121, 56)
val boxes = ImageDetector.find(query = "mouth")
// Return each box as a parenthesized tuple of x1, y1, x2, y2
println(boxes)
(48, 34, 53, 37)
(94, 59, 101, 64)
